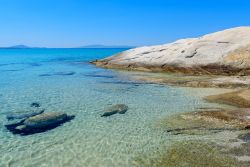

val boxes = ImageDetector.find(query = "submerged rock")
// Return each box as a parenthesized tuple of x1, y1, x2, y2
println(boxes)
(29, 63, 42, 67)
(24, 112, 69, 128)
(134, 141, 240, 167)
(204, 90, 250, 108)
(39, 74, 51, 77)
(84, 73, 115, 79)
(5, 112, 75, 135)
(54, 72, 75, 76)
(101, 104, 128, 117)
(30, 102, 40, 108)
(198, 109, 250, 130)
(39, 71, 75, 77)
(157, 108, 250, 135)
(6, 108, 45, 121)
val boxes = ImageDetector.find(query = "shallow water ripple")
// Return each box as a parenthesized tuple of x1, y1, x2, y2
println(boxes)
(0, 49, 229, 167)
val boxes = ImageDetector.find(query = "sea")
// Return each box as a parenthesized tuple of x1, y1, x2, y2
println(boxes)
(0, 48, 229, 167)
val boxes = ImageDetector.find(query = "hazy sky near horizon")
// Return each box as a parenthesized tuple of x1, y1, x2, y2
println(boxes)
(0, 0, 250, 48)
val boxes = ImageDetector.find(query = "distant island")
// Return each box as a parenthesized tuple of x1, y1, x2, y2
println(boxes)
(8, 45, 31, 49)
(0, 45, 31, 49)
(0, 45, 46, 49)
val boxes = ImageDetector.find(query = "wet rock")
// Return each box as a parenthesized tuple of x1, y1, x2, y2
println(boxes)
(101, 109, 117, 117)
(101, 104, 128, 117)
(157, 108, 250, 135)
(5, 112, 75, 135)
(6, 108, 45, 121)
(24, 112, 69, 128)
(30, 102, 40, 108)
(198, 109, 250, 127)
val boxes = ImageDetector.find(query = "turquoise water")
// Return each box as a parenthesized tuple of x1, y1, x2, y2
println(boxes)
(0, 49, 227, 167)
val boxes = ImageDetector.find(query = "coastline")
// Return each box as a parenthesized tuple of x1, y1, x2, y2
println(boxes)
(90, 27, 250, 166)
(91, 63, 250, 166)
(91, 59, 249, 76)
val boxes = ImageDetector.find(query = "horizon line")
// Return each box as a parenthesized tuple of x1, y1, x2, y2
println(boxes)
(0, 44, 137, 49)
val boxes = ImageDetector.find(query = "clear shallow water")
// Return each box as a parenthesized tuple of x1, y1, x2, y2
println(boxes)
(0, 48, 229, 167)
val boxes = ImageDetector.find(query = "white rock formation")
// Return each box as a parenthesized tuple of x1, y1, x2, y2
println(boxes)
(94, 27, 250, 75)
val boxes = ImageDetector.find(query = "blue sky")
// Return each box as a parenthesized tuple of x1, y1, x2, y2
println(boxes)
(0, 0, 250, 48)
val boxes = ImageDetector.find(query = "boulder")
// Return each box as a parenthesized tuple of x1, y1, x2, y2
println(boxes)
(24, 112, 68, 128)
(102, 104, 128, 117)
(5, 112, 74, 135)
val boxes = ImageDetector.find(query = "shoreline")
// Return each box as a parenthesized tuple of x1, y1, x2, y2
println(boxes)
(91, 60, 250, 76)
(91, 60, 250, 89)
(91, 63, 250, 166)
(90, 26, 250, 166)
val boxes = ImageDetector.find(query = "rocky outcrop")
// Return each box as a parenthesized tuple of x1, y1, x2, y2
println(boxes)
(101, 104, 128, 117)
(4, 102, 74, 135)
(158, 89, 250, 136)
(92, 27, 250, 75)
(198, 109, 250, 129)
(5, 112, 74, 135)
(158, 108, 250, 136)
(128, 72, 250, 88)
(204, 90, 250, 108)
(134, 141, 240, 167)
(23, 112, 69, 128)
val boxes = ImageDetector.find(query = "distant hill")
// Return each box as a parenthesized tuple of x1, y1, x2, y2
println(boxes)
(0, 45, 31, 49)
(79, 44, 134, 48)
(0, 45, 46, 49)
(0, 44, 134, 49)
(10, 45, 31, 48)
